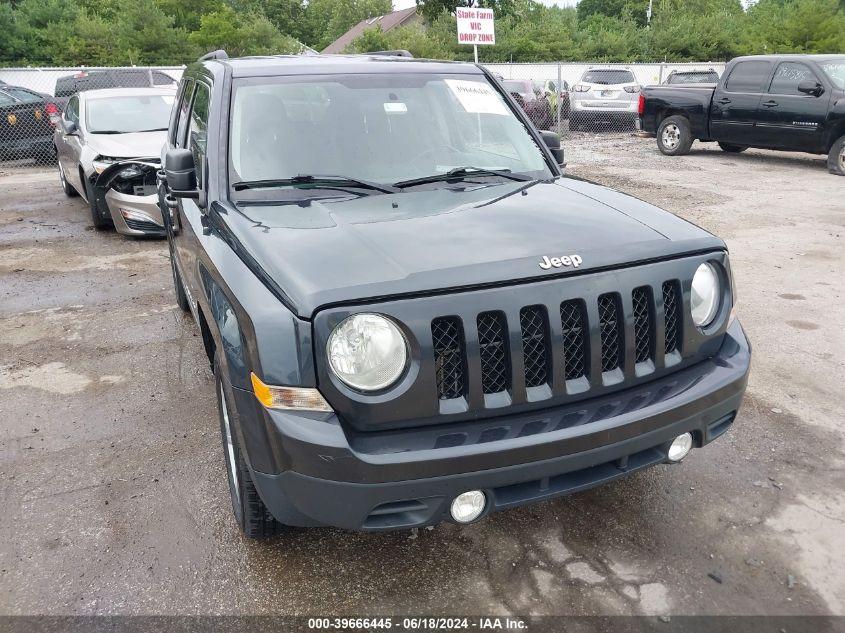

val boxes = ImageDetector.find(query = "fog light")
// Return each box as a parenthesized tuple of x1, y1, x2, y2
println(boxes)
(450, 490, 486, 523)
(668, 432, 693, 462)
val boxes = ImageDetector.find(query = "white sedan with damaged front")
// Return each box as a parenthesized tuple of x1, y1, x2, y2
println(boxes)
(53, 87, 174, 236)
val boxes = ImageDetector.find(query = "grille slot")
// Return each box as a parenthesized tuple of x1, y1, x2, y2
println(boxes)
(632, 286, 654, 364)
(598, 293, 623, 372)
(662, 280, 681, 355)
(432, 317, 466, 400)
(559, 300, 587, 380)
(477, 311, 510, 394)
(520, 305, 550, 388)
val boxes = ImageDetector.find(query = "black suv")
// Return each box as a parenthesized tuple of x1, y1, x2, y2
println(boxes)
(54, 68, 178, 98)
(159, 51, 750, 537)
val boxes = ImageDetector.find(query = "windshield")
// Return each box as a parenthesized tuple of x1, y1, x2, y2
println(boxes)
(229, 73, 552, 190)
(820, 60, 845, 90)
(86, 95, 174, 133)
(581, 70, 635, 85)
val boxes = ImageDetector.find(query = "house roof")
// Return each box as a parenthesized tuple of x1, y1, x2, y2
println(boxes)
(322, 6, 419, 54)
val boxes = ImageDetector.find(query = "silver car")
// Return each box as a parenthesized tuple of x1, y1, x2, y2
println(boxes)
(54, 87, 174, 236)
(570, 68, 641, 131)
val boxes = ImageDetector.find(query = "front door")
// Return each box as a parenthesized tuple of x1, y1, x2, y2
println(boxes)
(710, 60, 772, 145)
(755, 61, 830, 152)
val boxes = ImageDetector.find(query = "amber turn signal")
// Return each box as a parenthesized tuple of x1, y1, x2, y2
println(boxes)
(250, 372, 332, 412)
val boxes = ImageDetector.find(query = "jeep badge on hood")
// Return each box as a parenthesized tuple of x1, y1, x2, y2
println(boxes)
(539, 254, 583, 269)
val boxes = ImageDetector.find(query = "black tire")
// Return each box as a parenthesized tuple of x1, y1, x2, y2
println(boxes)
(656, 115, 693, 156)
(718, 142, 747, 153)
(215, 357, 278, 538)
(169, 241, 190, 312)
(85, 178, 111, 230)
(58, 161, 78, 197)
(828, 135, 845, 176)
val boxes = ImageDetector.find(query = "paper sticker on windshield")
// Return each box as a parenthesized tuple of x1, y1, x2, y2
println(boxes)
(384, 102, 407, 114)
(445, 79, 508, 116)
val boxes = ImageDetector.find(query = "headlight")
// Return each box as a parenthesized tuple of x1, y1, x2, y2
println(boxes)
(327, 314, 408, 391)
(691, 262, 721, 327)
(92, 157, 117, 174)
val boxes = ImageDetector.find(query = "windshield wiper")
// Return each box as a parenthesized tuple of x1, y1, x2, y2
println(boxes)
(134, 127, 169, 133)
(233, 174, 400, 194)
(394, 166, 534, 189)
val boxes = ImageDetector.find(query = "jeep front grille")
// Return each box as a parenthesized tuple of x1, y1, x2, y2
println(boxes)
(432, 317, 465, 400)
(662, 280, 681, 355)
(632, 286, 654, 364)
(598, 293, 623, 372)
(432, 279, 684, 402)
(520, 306, 549, 388)
(560, 299, 587, 380)
(477, 311, 510, 394)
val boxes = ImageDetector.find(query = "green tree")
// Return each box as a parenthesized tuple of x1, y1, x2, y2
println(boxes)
(303, 0, 393, 50)
(189, 5, 301, 56)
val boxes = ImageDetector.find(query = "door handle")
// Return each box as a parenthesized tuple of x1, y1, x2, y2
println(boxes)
(717, 97, 731, 104)
(762, 100, 778, 107)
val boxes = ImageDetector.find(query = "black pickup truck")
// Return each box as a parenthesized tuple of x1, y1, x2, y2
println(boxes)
(639, 54, 845, 175)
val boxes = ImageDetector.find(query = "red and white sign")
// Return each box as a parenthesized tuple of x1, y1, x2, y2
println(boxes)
(456, 8, 495, 46)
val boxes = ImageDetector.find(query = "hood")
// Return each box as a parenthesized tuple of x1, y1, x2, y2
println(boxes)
(86, 130, 166, 160)
(217, 177, 724, 318)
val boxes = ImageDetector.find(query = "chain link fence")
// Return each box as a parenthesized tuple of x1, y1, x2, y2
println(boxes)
(0, 66, 184, 169)
(485, 62, 726, 140)
(0, 62, 724, 172)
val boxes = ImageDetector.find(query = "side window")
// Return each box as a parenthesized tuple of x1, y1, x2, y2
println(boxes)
(724, 61, 771, 93)
(769, 62, 816, 95)
(6, 88, 40, 103)
(66, 96, 79, 124)
(153, 71, 177, 87)
(188, 83, 211, 187)
(114, 71, 148, 88)
(174, 81, 194, 148)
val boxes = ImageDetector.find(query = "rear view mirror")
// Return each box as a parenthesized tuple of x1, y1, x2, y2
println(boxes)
(165, 148, 199, 198)
(797, 79, 824, 96)
(539, 130, 565, 167)
(61, 119, 78, 135)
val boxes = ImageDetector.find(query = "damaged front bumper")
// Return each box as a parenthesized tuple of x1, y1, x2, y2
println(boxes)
(95, 159, 165, 237)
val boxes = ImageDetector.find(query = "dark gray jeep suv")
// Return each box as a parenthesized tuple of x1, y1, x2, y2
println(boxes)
(159, 51, 750, 537)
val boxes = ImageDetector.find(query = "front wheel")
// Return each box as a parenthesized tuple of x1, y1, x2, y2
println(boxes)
(85, 179, 112, 230)
(656, 115, 693, 156)
(58, 161, 78, 197)
(215, 357, 278, 538)
(169, 246, 190, 312)
(719, 142, 747, 153)
(828, 135, 845, 176)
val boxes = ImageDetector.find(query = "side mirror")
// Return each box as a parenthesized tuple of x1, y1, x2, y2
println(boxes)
(797, 79, 824, 96)
(61, 119, 78, 135)
(165, 148, 200, 199)
(540, 130, 565, 167)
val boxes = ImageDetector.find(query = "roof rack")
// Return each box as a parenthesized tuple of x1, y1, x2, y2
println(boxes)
(199, 50, 229, 62)
(368, 50, 414, 58)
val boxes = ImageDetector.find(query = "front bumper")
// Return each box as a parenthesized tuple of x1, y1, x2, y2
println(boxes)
(236, 320, 750, 530)
(105, 190, 165, 237)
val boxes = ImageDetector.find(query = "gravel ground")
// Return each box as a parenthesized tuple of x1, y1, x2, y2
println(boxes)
(0, 136, 843, 617)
